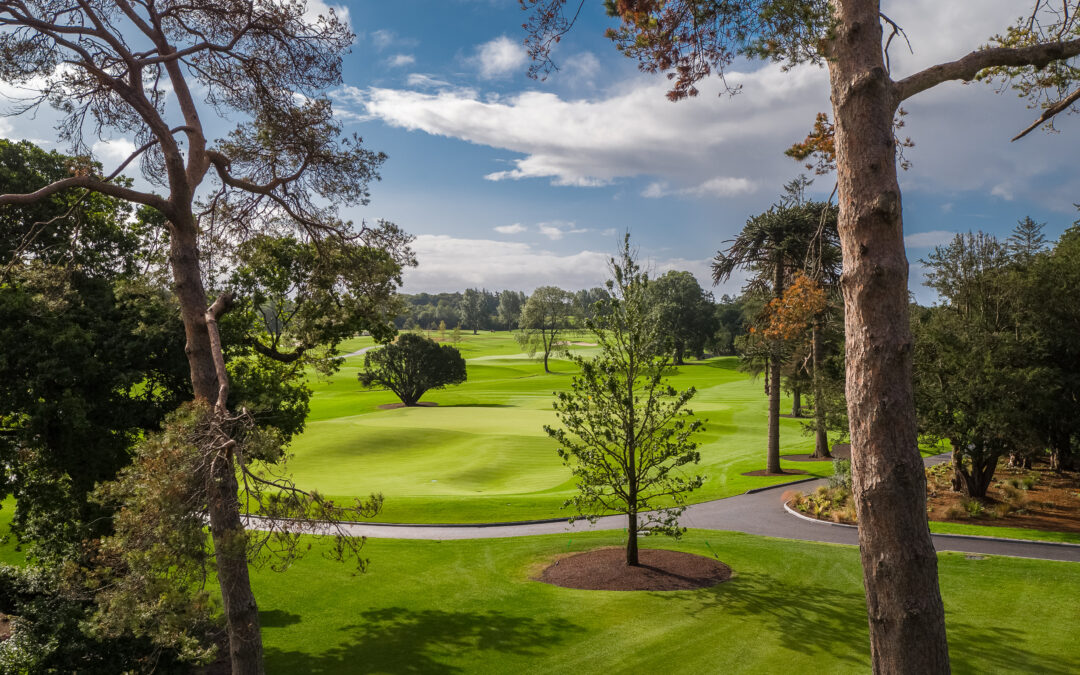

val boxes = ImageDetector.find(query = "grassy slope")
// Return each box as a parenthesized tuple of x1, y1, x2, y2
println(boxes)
(0, 497, 25, 566)
(287, 333, 839, 523)
(256, 530, 1080, 674)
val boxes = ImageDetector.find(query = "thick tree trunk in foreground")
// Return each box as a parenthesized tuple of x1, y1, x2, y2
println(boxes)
(811, 325, 831, 459)
(170, 220, 265, 675)
(828, 1, 949, 672)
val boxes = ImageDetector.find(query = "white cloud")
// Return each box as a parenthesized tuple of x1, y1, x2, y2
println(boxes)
(494, 223, 527, 234)
(305, 0, 350, 29)
(990, 184, 1014, 201)
(348, 62, 829, 189)
(405, 73, 452, 89)
(402, 234, 719, 294)
(537, 220, 588, 240)
(601, 228, 617, 237)
(92, 138, 137, 164)
(471, 36, 527, 80)
(371, 29, 396, 50)
(387, 54, 416, 68)
(561, 52, 601, 87)
(904, 230, 956, 248)
(643, 176, 756, 199)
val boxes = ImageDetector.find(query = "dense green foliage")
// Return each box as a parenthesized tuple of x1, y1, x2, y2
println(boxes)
(914, 220, 1080, 496)
(359, 333, 467, 406)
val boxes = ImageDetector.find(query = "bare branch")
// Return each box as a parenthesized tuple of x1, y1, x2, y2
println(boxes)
(0, 175, 168, 212)
(1012, 85, 1080, 140)
(896, 37, 1080, 102)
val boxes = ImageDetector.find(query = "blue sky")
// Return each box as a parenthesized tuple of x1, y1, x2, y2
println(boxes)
(3, 0, 1078, 304)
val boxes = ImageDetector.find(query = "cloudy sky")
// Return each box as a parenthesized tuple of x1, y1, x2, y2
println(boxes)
(4, 0, 1078, 304)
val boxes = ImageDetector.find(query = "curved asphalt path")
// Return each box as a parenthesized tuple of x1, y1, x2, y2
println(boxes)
(247, 452, 1080, 562)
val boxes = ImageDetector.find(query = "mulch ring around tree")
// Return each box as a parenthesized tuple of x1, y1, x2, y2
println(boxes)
(376, 401, 440, 410)
(741, 468, 810, 477)
(781, 443, 852, 463)
(0, 613, 12, 642)
(536, 547, 732, 591)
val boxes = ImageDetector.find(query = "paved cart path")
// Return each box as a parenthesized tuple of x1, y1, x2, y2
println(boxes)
(247, 453, 1080, 562)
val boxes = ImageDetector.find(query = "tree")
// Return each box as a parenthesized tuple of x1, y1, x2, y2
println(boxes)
(358, 333, 467, 406)
(545, 237, 703, 566)
(1008, 216, 1049, 261)
(649, 270, 717, 364)
(713, 194, 837, 473)
(523, 3, 1080, 667)
(497, 289, 526, 330)
(461, 288, 484, 334)
(0, 3, 413, 670)
(517, 286, 574, 372)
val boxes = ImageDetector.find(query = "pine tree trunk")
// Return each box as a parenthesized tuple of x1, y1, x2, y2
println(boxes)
(811, 324, 831, 459)
(169, 221, 265, 675)
(767, 264, 784, 474)
(791, 387, 802, 417)
(828, 2, 950, 672)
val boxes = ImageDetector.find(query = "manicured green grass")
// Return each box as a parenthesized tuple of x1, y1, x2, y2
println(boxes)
(286, 332, 840, 523)
(0, 497, 27, 566)
(256, 530, 1080, 674)
(929, 520, 1080, 545)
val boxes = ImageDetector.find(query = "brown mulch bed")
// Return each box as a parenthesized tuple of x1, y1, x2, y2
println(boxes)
(742, 468, 809, 477)
(376, 401, 439, 410)
(0, 613, 11, 642)
(782, 443, 852, 462)
(536, 547, 732, 591)
(927, 462, 1080, 534)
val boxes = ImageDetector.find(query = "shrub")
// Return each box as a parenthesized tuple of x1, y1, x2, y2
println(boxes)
(964, 499, 984, 517)
(828, 458, 852, 490)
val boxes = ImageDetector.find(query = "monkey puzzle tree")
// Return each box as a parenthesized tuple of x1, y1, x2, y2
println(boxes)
(545, 237, 703, 566)
(0, 2, 410, 671)
(713, 194, 837, 473)
(524, 1, 1080, 670)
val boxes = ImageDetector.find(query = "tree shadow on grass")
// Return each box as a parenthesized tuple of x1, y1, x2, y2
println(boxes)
(651, 570, 871, 665)
(946, 619, 1073, 674)
(441, 403, 514, 409)
(260, 609, 302, 628)
(264, 608, 580, 674)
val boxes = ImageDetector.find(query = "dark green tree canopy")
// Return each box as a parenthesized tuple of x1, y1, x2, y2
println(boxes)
(358, 333, 467, 406)
(649, 270, 717, 364)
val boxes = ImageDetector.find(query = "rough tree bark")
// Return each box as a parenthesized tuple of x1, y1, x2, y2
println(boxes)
(827, 1, 949, 671)
(766, 259, 785, 474)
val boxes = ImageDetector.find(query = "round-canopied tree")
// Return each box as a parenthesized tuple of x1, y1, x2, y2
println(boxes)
(358, 333, 467, 406)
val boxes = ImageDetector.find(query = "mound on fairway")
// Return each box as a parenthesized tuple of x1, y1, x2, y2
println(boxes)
(537, 547, 732, 591)
(286, 333, 843, 523)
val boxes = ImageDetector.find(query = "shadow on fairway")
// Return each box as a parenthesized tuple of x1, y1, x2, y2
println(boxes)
(264, 608, 580, 674)
(441, 403, 514, 409)
(652, 571, 870, 664)
(259, 609, 302, 628)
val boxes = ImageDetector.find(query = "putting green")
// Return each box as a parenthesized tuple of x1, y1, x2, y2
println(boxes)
(286, 333, 839, 523)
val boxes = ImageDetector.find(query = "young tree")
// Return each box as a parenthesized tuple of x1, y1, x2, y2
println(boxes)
(545, 238, 704, 566)
(358, 333, 467, 406)
(523, 4, 1080, 667)
(0, 3, 412, 670)
(649, 270, 717, 364)
(517, 285, 574, 372)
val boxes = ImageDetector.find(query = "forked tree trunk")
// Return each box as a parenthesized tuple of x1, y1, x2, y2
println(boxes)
(811, 324, 831, 459)
(169, 220, 265, 675)
(828, 1, 949, 672)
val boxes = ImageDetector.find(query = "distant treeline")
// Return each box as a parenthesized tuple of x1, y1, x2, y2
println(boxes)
(394, 279, 752, 357)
